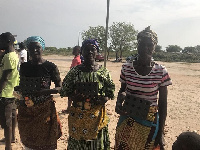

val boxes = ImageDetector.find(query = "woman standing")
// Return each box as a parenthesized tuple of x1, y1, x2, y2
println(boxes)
(115, 27, 172, 150)
(60, 39, 115, 150)
(16, 36, 62, 150)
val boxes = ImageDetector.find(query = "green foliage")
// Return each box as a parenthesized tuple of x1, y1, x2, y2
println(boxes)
(195, 45, 200, 53)
(43, 47, 200, 63)
(109, 22, 137, 59)
(182, 46, 196, 53)
(153, 51, 200, 63)
(105, 50, 137, 60)
(42, 22, 200, 63)
(43, 47, 72, 56)
(166, 45, 182, 53)
(82, 26, 106, 50)
(155, 45, 162, 52)
(45, 47, 57, 51)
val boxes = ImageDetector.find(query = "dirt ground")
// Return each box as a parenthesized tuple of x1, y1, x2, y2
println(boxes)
(0, 55, 200, 150)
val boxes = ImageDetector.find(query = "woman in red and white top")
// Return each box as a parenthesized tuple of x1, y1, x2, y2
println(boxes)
(115, 26, 172, 150)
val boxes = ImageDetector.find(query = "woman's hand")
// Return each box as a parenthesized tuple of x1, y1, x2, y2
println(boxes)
(14, 86, 21, 92)
(13, 91, 23, 100)
(34, 89, 54, 96)
(70, 93, 85, 103)
(115, 102, 128, 116)
(115, 92, 127, 115)
(96, 96, 108, 105)
(154, 132, 165, 150)
(115, 102, 122, 114)
(33, 87, 61, 96)
(52, 87, 61, 93)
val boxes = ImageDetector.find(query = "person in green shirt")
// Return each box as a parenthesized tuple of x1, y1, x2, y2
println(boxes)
(0, 32, 19, 150)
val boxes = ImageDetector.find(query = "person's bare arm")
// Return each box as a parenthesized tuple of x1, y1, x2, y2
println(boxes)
(21, 57, 25, 63)
(154, 86, 168, 149)
(0, 69, 12, 92)
(117, 83, 126, 103)
(115, 82, 127, 114)
(35, 80, 62, 96)
(52, 80, 62, 93)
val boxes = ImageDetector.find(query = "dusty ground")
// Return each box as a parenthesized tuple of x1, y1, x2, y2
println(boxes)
(0, 55, 200, 150)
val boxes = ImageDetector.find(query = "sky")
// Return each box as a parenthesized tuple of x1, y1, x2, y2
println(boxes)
(0, 0, 200, 50)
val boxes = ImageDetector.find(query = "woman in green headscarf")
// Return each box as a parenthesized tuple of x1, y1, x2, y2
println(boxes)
(16, 36, 62, 150)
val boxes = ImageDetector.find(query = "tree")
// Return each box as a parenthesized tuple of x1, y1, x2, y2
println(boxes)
(45, 47, 57, 51)
(166, 45, 182, 53)
(182, 46, 196, 53)
(195, 45, 200, 53)
(82, 26, 107, 51)
(155, 45, 162, 52)
(58, 48, 69, 51)
(109, 22, 137, 60)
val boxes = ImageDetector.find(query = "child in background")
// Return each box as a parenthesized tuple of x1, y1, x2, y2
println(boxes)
(70, 46, 81, 69)
(172, 131, 200, 150)
(18, 42, 28, 64)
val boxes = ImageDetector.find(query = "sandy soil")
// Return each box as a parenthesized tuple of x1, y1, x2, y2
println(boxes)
(0, 55, 200, 150)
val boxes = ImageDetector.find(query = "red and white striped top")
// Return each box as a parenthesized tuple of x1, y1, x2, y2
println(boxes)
(120, 62, 172, 106)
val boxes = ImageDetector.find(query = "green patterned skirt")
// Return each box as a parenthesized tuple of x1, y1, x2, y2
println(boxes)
(67, 126, 110, 150)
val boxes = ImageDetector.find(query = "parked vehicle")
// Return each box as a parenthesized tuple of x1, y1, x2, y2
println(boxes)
(115, 57, 122, 62)
(126, 54, 154, 63)
(95, 53, 104, 61)
(126, 54, 137, 63)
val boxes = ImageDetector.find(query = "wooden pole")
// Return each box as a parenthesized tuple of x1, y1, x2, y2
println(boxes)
(104, 0, 110, 67)
(78, 32, 81, 46)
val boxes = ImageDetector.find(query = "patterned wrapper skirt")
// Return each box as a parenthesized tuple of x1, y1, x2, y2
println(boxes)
(115, 106, 159, 150)
(17, 96, 62, 150)
(67, 104, 110, 150)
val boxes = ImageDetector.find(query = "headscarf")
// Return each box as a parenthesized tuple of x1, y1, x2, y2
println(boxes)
(81, 39, 100, 53)
(25, 36, 45, 50)
(137, 26, 158, 45)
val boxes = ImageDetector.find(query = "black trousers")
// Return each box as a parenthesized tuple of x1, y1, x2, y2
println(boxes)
(0, 97, 17, 149)
(0, 97, 16, 129)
